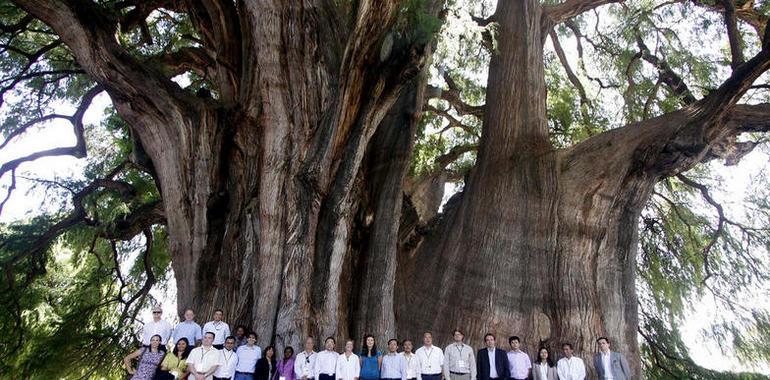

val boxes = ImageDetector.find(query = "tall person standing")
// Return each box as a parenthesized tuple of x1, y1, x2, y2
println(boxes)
(173, 308, 203, 347)
(593, 337, 630, 380)
(337, 339, 361, 380)
(380, 339, 407, 380)
(296, 337, 317, 380)
(202, 309, 231, 350)
(401, 340, 421, 380)
(235, 332, 261, 380)
(556, 343, 585, 380)
(414, 332, 444, 380)
(475, 334, 508, 380)
(315, 337, 340, 380)
(359, 335, 382, 380)
(506, 336, 530, 380)
(141, 306, 172, 351)
(532, 347, 556, 380)
(443, 329, 475, 380)
(213, 337, 238, 380)
(187, 332, 223, 380)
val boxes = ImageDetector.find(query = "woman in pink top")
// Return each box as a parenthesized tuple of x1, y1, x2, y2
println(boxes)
(277, 346, 297, 380)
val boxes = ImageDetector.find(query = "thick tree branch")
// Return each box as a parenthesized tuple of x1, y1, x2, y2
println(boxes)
(0, 14, 34, 34)
(425, 85, 485, 119)
(542, 0, 622, 30)
(564, 35, 770, 181)
(10, 0, 199, 132)
(150, 46, 215, 77)
(435, 144, 477, 169)
(180, 0, 241, 102)
(636, 34, 697, 105)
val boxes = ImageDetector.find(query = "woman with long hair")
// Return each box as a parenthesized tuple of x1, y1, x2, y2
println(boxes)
(358, 335, 381, 380)
(256, 345, 278, 380)
(124, 334, 166, 380)
(532, 347, 556, 380)
(155, 337, 192, 380)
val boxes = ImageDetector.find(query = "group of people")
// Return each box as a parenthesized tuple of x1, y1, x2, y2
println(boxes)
(123, 307, 631, 380)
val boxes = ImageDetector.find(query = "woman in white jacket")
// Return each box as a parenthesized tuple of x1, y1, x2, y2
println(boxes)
(337, 339, 361, 380)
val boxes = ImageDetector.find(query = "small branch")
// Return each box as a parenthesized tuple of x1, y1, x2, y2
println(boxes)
(115, 228, 157, 326)
(435, 144, 477, 168)
(720, 0, 745, 69)
(550, 30, 589, 107)
(675, 174, 724, 283)
(636, 33, 697, 105)
(470, 13, 496, 27)
(149, 46, 215, 77)
(0, 85, 102, 179)
(0, 169, 17, 216)
(425, 105, 480, 138)
(0, 114, 71, 150)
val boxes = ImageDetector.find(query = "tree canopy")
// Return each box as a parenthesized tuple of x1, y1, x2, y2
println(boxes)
(1, 0, 770, 378)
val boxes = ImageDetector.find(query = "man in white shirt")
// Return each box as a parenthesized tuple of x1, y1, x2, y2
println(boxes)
(203, 309, 231, 349)
(443, 329, 476, 380)
(592, 337, 630, 380)
(188, 332, 223, 380)
(213, 336, 238, 380)
(556, 343, 585, 380)
(296, 336, 318, 380)
(336, 339, 360, 380)
(401, 339, 421, 380)
(315, 337, 340, 380)
(141, 306, 172, 351)
(235, 332, 262, 380)
(506, 336, 531, 380)
(414, 332, 444, 380)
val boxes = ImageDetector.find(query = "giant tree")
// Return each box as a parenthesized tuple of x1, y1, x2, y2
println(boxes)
(2, 0, 770, 378)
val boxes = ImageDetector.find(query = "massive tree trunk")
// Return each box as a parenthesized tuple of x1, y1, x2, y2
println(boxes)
(12, 0, 770, 378)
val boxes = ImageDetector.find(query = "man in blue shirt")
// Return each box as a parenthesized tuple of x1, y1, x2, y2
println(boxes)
(172, 308, 203, 347)
(381, 339, 407, 380)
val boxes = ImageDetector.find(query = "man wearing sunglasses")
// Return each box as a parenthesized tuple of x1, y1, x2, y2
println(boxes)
(295, 336, 317, 380)
(141, 305, 172, 352)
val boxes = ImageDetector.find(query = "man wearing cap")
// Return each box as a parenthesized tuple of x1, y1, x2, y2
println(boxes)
(141, 306, 172, 351)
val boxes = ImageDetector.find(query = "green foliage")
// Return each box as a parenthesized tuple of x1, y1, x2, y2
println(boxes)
(0, 102, 168, 377)
(639, 163, 770, 377)
(396, 0, 444, 45)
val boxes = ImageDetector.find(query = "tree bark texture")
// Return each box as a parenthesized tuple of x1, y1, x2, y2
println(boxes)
(12, 1, 770, 379)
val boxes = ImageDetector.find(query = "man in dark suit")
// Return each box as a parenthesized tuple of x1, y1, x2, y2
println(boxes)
(476, 333, 509, 380)
(593, 337, 631, 380)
